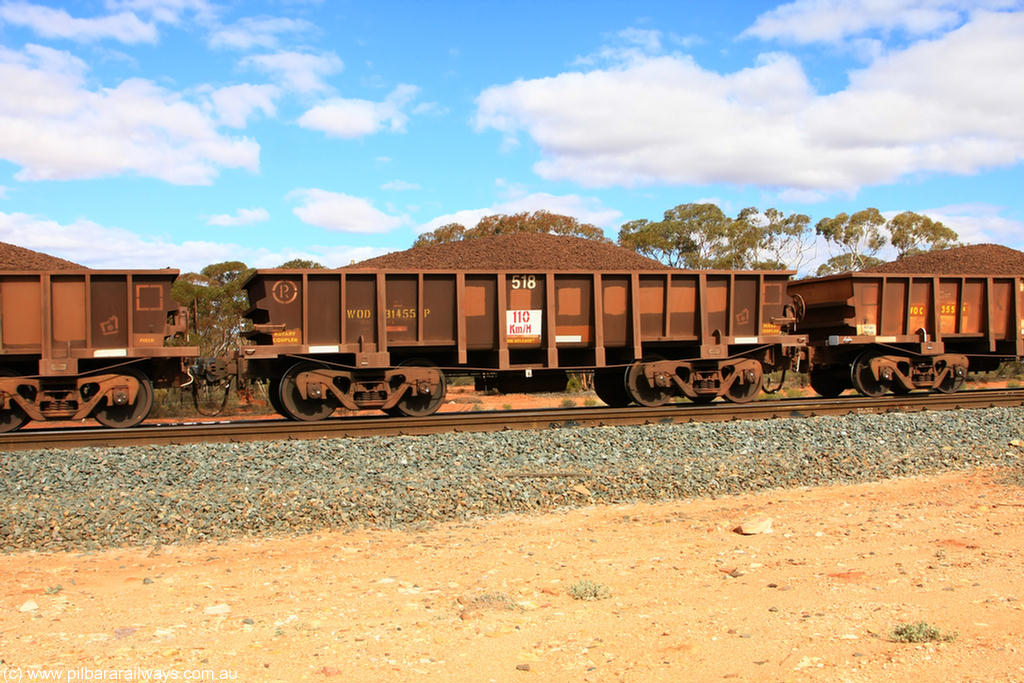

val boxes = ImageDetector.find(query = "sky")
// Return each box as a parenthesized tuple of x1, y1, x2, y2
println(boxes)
(0, 0, 1022, 274)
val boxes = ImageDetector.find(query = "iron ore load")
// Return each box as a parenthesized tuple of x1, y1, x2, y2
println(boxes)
(0, 270, 197, 431)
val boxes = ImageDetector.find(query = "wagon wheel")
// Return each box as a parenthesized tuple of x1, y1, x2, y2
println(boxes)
(626, 360, 673, 407)
(722, 362, 764, 403)
(0, 369, 30, 433)
(593, 368, 631, 408)
(936, 364, 967, 394)
(266, 378, 286, 417)
(850, 352, 888, 397)
(93, 367, 154, 428)
(808, 369, 849, 398)
(278, 361, 339, 421)
(385, 359, 447, 417)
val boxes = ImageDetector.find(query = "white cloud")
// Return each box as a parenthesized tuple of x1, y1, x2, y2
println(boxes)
(921, 203, 1024, 248)
(0, 211, 241, 270)
(298, 84, 419, 138)
(381, 180, 421, 191)
(576, 26, 666, 66)
(209, 16, 313, 50)
(416, 192, 622, 235)
(205, 207, 270, 227)
(475, 11, 1024, 195)
(0, 44, 259, 184)
(742, 0, 1015, 44)
(240, 50, 342, 93)
(104, 0, 217, 26)
(288, 189, 406, 233)
(618, 27, 663, 53)
(777, 188, 831, 203)
(0, 210, 386, 271)
(0, 2, 157, 43)
(209, 83, 280, 127)
(258, 245, 388, 269)
(0, 186, 9, 199)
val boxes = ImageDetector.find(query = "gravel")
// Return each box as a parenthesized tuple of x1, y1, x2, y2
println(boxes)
(3, 407, 1023, 552)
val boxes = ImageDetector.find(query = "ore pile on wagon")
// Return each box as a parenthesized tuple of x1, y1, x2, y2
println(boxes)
(867, 243, 1024, 275)
(0, 241, 84, 271)
(349, 233, 670, 271)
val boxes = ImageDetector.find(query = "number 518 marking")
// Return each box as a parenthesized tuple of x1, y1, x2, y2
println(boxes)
(510, 275, 537, 290)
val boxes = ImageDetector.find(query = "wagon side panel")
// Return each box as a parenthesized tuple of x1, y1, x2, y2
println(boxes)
(0, 274, 43, 354)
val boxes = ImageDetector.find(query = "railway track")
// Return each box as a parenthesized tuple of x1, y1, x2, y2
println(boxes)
(2, 388, 1023, 453)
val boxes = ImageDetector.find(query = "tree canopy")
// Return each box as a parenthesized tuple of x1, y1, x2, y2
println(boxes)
(814, 209, 959, 275)
(886, 211, 958, 259)
(171, 261, 254, 357)
(413, 210, 609, 247)
(735, 206, 813, 272)
(814, 208, 888, 276)
(618, 203, 812, 270)
(278, 258, 326, 269)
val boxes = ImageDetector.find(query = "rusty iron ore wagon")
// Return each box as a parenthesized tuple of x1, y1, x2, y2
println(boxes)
(0, 270, 196, 431)
(240, 268, 808, 420)
(790, 272, 1024, 397)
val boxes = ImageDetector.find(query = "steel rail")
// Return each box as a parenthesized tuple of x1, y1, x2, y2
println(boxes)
(2, 388, 1023, 452)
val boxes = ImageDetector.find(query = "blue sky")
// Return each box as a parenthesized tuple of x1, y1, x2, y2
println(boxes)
(0, 0, 1022, 274)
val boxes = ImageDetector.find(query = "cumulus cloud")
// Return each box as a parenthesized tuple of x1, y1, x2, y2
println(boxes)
(240, 50, 343, 93)
(209, 83, 280, 127)
(921, 203, 1024, 246)
(104, 0, 217, 26)
(416, 191, 622, 235)
(0, 210, 385, 270)
(288, 189, 406, 233)
(474, 11, 1024, 196)
(0, 44, 259, 184)
(742, 0, 1016, 44)
(0, 2, 157, 43)
(205, 207, 270, 227)
(298, 84, 419, 138)
(209, 16, 313, 50)
(0, 211, 242, 270)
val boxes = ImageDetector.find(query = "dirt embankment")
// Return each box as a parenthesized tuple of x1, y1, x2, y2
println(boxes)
(2, 468, 1023, 682)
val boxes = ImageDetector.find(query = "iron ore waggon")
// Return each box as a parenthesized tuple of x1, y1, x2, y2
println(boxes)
(791, 271, 1024, 397)
(240, 267, 807, 420)
(0, 270, 196, 431)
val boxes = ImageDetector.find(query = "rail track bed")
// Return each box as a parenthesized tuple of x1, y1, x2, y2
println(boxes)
(4, 390, 1024, 552)
(2, 388, 1023, 452)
